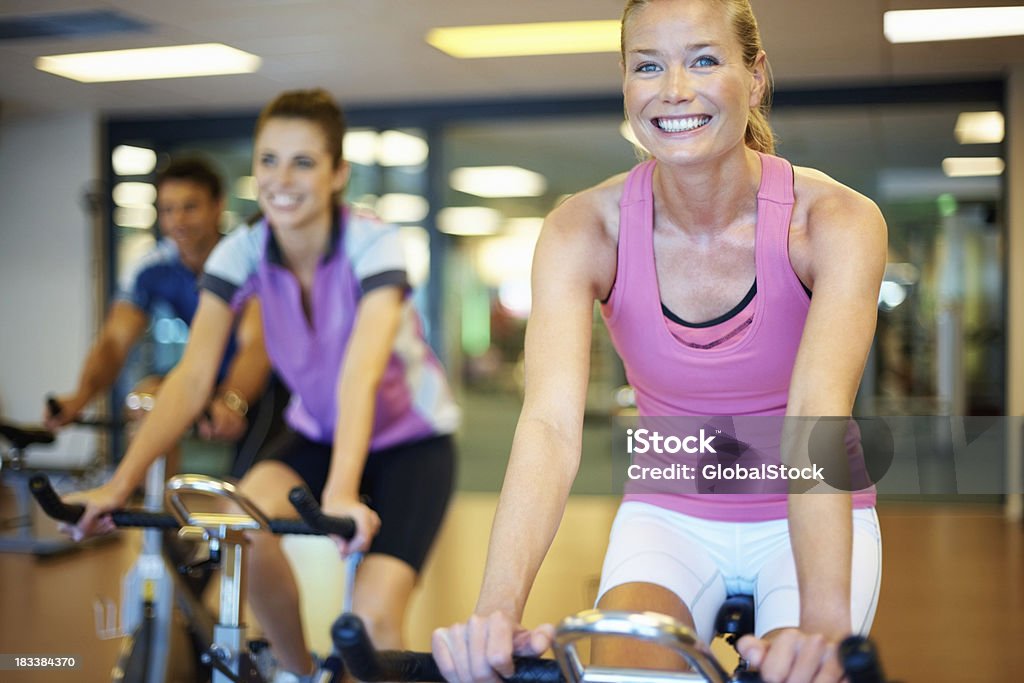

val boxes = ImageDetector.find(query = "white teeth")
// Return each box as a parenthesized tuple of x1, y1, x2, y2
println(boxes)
(270, 193, 300, 208)
(656, 116, 711, 133)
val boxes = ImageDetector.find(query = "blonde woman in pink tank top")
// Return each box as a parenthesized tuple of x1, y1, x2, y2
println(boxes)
(434, 2, 887, 682)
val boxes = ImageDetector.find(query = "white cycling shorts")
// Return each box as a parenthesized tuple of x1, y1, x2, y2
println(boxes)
(596, 501, 882, 642)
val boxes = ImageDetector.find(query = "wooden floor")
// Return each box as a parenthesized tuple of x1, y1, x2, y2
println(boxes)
(1, 492, 1022, 681)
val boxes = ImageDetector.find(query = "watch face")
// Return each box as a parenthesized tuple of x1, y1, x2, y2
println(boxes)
(223, 391, 248, 416)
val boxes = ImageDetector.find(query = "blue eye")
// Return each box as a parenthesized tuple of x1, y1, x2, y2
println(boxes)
(259, 153, 276, 166)
(635, 62, 660, 73)
(295, 157, 315, 169)
(694, 55, 719, 68)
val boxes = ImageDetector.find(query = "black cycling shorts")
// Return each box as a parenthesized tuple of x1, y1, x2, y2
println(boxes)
(259, 429, 455, 573)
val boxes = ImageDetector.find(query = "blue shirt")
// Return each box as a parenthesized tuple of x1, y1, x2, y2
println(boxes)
(116, 239, 237, 378)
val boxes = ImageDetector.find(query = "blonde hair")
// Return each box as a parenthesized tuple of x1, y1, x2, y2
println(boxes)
(620, 0, 776, 154)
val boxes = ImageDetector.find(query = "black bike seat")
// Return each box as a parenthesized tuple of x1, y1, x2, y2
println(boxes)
(0, 421, 56, 450)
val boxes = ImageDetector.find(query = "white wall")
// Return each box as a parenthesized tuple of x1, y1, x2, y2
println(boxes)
(0, 111, 100, 465)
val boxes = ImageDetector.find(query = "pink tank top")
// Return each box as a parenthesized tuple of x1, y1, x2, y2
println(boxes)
(601, 153, 876, 521)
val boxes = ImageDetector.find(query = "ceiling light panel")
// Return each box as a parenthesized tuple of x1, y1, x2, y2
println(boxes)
(450, 166, 547, 198)
(884, 7, 1024, 43)
(426, 20, 620, 58)
(941, 157, 1005, 177)
(36, 43, 261, 83)
(954, 111, 1005, 144)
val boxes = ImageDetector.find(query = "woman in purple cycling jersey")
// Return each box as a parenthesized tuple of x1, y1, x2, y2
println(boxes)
(432, 2, 886, 682)
(64, 89, 460, 682)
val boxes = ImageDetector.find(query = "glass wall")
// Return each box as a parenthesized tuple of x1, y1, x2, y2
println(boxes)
(103, 83, 1007, 481)
(440, 116, 636, 491)
(771, 101, 1005, 416)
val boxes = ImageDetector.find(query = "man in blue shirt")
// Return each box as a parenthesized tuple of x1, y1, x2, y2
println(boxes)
(46, 157, 273, 474)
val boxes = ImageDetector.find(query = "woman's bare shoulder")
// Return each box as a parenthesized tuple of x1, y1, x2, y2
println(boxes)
(535, 172, 629, 298)
(792, 165, 884, 231)
(790, 164, 887, 284)
(546, 171, 628, 243)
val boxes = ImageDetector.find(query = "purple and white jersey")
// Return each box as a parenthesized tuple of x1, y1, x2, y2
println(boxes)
(200, 207, 459, 449)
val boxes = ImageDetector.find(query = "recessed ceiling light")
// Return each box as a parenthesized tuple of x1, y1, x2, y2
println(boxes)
(426, 20, 619, 58)
(378, 130, 429, 167)
(438, 207, 503, 235)
(884, 7, 1024, 43)
(343, 130, 380, 166)
(35, 43, 260, 83)
(450, 166, 547, 198)
(376, 194, 430, 224)
(941, 157, 1005, 177)
(114, 205, 156, 229)
(954, 111, 1004, 144)
(112, 182, 156, 208)
(112, 145, 156, 176)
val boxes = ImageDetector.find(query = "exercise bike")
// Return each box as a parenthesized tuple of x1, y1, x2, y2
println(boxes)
(31, 472, 354, 683)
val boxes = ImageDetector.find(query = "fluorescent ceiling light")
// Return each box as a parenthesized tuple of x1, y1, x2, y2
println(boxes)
(450, 166, 547, 198)
(376, 193, 429, 223)
(884, 7, 1024, 43)
(112, 145, 156, 176)
(378, 130, 428, 167)
(114, 205, 156, 229)
(941, 157, 1005, 177)
(427, 20, 619, 58)
(438, 207, 503, 236)
(344, 130, 379, 166)
(113, 182, 156, 208)
(954, 111, 1004, 144)
(35, 43, 260, 83)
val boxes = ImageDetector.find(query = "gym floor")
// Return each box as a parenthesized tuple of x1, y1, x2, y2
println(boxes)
(1, 490, 1022, 682)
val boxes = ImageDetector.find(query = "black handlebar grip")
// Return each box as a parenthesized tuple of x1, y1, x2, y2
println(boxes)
(29, 474, 84, 523)
(46, 394, 63, 419)
(334, 612, 392, 681)
(30, 474, 179, 529)
(288, 486, 356, 539)
(504, 658, 562, 683)
(333, 613, 563, 683)
(109, 511, 180, 529)
(268, 519, 348, 536)
(840, 635, 886, 683)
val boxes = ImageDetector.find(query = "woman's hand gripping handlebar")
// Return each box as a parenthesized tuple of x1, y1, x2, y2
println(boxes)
(331, 609, 891, 683)
(29, 474, 356, 539)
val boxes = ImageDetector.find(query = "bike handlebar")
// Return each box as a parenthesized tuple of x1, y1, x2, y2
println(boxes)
(28, 474, 356, 538)
(45, 395, 126, 430)
(333, 613, 565, 683)
(839, 636, 889, 683)
(288, 485, 358, 538)
(332, 613, 890, 683)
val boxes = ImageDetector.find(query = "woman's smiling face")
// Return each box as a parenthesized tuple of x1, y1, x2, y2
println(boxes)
(621, 0, 765, 164)
(253, 117, 348, 233)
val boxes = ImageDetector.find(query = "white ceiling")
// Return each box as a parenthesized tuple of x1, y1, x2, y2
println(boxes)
(1, 0, 1024, 119)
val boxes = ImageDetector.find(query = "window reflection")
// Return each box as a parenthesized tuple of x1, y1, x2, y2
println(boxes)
(772, 102, 1004, 415)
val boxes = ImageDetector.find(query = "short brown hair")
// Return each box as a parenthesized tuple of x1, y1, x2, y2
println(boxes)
(155, 156, 223, 199)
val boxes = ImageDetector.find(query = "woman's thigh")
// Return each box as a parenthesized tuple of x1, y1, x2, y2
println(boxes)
(596, 502, 729, 643)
